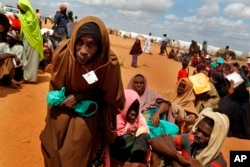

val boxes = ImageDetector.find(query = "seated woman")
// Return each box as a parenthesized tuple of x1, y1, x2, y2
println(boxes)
(0, 43, 21, 89)
(169, 78, 198, 134)
(109, 89, 150, 166)
(127, 74, 179, 138)
(218, 82, 250, 139)
(210, 72, 228, 98)
(168, 48, 176, 59)
(190, 72, 220, 113)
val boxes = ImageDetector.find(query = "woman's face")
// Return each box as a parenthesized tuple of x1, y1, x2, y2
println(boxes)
(177, 79, 186, 95)
(75, 33, 98, 65)
(132, 76, 145, 96)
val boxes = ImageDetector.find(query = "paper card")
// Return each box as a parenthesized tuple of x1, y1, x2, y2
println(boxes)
(82, 70, 98, 84)
(226, 72, 244, 88)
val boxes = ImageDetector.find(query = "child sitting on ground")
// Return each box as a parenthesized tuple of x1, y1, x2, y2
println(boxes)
(177, 59, 189, 81)
(109, 89, 151, 166)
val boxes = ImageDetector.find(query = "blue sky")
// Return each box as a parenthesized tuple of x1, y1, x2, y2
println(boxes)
(1, 0, 250, 53)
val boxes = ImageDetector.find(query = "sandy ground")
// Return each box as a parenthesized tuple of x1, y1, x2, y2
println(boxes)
(0, 34, 250, 167)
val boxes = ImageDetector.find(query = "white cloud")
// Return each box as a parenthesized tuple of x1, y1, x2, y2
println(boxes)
(79, 0, 174, 12)
(224, 3, 250, 19)
(117, 10, 148, 19)
(196, 3, 219, 17)
(161, 13, 249, 51)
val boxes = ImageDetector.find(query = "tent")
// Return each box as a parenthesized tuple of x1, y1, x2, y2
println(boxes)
(135, 34, 145, 41)
(41, 28, 54, 36)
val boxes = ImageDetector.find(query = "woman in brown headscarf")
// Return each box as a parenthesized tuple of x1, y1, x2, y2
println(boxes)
(39, 16, 125, 167)
(129, 38, 142, 68)
(169, 78, 198, 134)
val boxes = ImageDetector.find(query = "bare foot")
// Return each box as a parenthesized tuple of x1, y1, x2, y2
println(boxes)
(7, 79, 21, 89)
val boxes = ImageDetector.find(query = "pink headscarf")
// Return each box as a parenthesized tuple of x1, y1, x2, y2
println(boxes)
(116, 89, 149, 136)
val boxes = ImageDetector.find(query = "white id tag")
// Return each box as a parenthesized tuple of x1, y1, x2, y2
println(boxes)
(82, 70, 98, 84)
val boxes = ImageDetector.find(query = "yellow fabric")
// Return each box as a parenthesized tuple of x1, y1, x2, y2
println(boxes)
(195, 82, 220, 113)
(18, 0, 44, 61)
(189, 73, 211, 95)
(192, 107, 229, 166)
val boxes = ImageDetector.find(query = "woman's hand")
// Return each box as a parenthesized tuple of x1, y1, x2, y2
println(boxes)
(60, 94, 77, 108)
(228, 80, 234, 94)
(151, 112, 160, 126)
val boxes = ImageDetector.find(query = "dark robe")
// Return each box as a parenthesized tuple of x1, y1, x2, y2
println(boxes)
(218, 85, 250, 139)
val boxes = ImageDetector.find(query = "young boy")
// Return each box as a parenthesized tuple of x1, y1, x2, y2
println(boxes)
(177, 59, 189, 81)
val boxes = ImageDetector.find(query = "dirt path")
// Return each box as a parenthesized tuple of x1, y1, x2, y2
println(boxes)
(0, 35, 249, 167)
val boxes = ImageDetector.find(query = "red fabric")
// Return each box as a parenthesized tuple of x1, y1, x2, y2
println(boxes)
(209, 161, 222, 167)
(175, 135, 182, 150)
(191, 55, 200, 67)
(182, 150, 190, 158)
(178, 69, 188, 80)
(7, 15, 21, 31)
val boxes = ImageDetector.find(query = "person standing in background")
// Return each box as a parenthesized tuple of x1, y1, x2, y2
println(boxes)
(66, 10, 74, 38)
(54, 3, 68, 42)
(17, 0, 44, 83)
(202, 40, 207, 58)
(35, 8, 42, 28)
(129, 38, 142, 68)
(74, 15, 78, 23)
(142, 32, 152, 55)
(159, 34, 168, 56)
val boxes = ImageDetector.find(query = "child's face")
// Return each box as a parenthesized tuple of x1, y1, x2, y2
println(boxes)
(126, 110, 138, 123)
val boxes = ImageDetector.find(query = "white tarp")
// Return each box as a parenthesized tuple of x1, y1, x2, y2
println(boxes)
(41, 28, 54, 36)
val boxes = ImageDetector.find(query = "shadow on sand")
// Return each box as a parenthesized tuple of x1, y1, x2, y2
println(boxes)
(0, 72, 51, 98)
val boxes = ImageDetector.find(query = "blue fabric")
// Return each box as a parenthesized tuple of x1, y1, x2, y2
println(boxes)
(146, 119, 179, 138)
(47, 87, 97, 117)
(216, 57, 224, 64)
(47, 87, 66, 106)
(74, 100, 98, 117)
(143, 107, 179, 138)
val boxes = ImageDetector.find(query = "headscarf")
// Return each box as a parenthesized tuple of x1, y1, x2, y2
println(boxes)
(74, 22, 102, 61)
(170, 78, 198, 118)
(127, 74, 168, 112)
(116, 89, 149, 136)
(129, 39, 142, 55)
(17, 0, 44, 60)
(50, 16, 112, 89)
(192, 107, 229, 166)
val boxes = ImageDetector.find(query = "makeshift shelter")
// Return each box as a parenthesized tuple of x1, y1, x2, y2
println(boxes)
(135, 34, 145, 41)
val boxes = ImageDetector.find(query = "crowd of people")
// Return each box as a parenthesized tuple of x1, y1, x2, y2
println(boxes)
(0, 0, 77, 88)
(1, 0, 250, 167)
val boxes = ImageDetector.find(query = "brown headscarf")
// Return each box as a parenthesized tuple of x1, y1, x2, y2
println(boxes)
(40, 16, 125, 167)
(170, 78, 198, 117)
